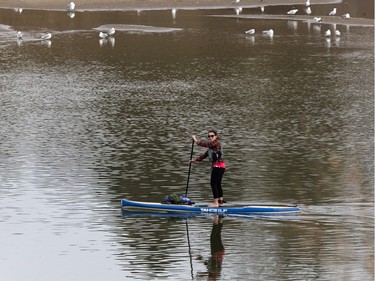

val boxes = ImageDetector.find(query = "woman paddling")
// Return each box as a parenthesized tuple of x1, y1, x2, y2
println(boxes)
(190, 130, 226, 207)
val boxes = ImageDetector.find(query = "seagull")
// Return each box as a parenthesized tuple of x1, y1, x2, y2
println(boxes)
(235, 7, 242, 15)
(260, 6, 264, 13)
(67, 2, 75, 11)
(305, 0, 310, 6)
(324, 29, 331, 37)
(335, 30, 341, 36)
(313, 17, 322, 22)
(41, 32, 52, 40)
(287, 9, 298, 15)
(245, 29, 255, 34)
(171, 8, 177, 19)
(107, 27, 115, 36)
(262, 29, 274, 36)
(233, 0, 240, 5)
(305, 7, 312, 15)
(17, 31, 23, 39)
(342, 13, 350, 19)
(99, 32, 108, 39)
(328, 8, 336, 16)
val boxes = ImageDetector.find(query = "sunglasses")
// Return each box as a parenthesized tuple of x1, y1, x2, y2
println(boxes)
(208, 134, 216, 138)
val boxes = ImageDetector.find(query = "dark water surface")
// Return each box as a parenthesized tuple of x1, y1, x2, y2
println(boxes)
(0, 3, 373, 281)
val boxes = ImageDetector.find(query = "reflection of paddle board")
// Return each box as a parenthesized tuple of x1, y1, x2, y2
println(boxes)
(121, 198, 301, 215)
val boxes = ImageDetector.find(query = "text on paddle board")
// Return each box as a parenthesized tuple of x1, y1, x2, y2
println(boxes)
(200, 208, 228, 213)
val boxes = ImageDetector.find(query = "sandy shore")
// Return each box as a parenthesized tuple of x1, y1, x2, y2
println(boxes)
(0, 0, 346, 11)
(217, 14, 374, 26)
(1, 0, 373, 26)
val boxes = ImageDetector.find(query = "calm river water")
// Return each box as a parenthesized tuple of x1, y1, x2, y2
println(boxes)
(0, 3, 373, 281)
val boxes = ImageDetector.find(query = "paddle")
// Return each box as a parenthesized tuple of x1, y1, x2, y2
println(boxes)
(185, 138, 194, 197)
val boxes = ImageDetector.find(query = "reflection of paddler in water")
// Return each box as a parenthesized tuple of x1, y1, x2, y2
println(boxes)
(208, 216, 225, 280)
(196, 216, 225, 280)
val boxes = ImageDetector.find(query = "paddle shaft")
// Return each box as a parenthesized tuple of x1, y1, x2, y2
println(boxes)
(185, 139, 194, 197)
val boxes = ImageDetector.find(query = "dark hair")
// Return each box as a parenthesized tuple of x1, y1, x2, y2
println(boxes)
(208, 130, 220, 139)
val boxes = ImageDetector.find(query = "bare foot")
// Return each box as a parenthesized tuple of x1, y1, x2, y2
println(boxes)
(208, 203, 219, 207)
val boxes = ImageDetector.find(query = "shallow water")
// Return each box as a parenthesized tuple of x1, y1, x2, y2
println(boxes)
(0, 3, 373, 281)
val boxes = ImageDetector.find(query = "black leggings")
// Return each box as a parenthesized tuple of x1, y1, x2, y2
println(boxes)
(210, 167, 225, 199)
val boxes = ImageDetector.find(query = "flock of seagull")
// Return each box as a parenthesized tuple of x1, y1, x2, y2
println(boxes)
(15, 2, 117, 45)
(99, 28, 116, 39)
(241, 0, 351, 38)
(14, 1, 352, 45)
(16, 30, 51, 41)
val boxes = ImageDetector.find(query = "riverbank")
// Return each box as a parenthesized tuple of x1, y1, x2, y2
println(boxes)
(1, 0, 373, 26)
(216, 14, 374, 26)
(0, 0, 347, 11)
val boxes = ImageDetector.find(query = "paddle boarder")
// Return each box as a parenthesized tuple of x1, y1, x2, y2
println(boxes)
(190, 130, 226, 207)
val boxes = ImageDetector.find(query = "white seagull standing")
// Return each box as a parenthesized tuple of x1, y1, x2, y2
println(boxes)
(328, 8, 336, 16)
(262, 29, 274, 36)
(313, 17, 322, 22)
(341, 13, 350, 19)
(260, 6, 264, 13)
(108, 27, 115, 36)
(324, 29, 331, 37)
(171, 8, 177, 19)
(305, 0, 310, 6)
(235, 7, 242, 15)
(41, 32, 52, 40)
(305, 7, 312, 15)
(245, 29, 255, 34)
(67, 2, 75, 11)
(17, 31, 23, 39)
(287, 9, 298, 15)
(233, 0, 240, 5)
(335, 30, 341, 36)
(99, 32, 108, 39)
